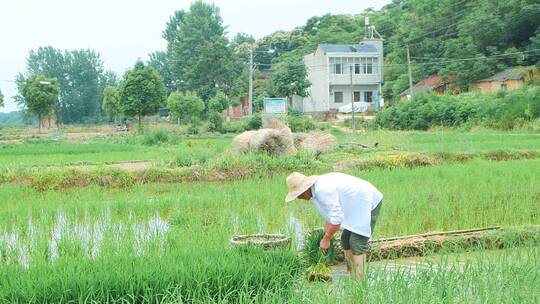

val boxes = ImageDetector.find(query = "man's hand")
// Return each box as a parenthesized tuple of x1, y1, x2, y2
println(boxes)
(320, 237, 330, 255)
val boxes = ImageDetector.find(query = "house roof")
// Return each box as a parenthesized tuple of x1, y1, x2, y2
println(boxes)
(319, 44, 378, 53)
(477, 67, 524, 82)
(400, 75, 457, 96)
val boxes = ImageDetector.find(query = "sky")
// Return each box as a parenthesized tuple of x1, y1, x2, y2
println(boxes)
(0, 0, 391, 113)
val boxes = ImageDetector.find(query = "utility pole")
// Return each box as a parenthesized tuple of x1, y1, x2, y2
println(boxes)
(406, 45, 414, 101)
(350, 64, 356, 135)
(248, 48, 254, 116)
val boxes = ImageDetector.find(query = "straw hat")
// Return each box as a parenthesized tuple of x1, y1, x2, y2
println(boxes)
(285, 172, 319, 202)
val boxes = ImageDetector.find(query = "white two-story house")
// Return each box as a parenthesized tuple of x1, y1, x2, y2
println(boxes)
(292, 38, 383, 113)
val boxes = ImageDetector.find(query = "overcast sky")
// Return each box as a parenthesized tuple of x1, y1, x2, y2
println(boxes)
(0, 0, 390, 113)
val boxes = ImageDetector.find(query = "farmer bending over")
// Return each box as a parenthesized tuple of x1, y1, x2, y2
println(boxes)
(285, 172, 383, 280)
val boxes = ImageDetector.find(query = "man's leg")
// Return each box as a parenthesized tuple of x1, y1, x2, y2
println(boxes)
(349, 233, 370, 280)
(351, 253, 367, 280)
(344, 249, 353, 272)
(340, 230, 353, 272)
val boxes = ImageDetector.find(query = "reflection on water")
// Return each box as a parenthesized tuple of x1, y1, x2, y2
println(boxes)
(287, 213, 305, 251)
(0, 210, 171, 269)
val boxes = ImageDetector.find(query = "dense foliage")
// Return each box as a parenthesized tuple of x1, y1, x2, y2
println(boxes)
(375, 86, 540, 130)
(167, 91, 205, 124)
(253, 0, 540, 102)
(17, 47, 117, 124)
(102, 86, 121, 123)
(118, 62, 166, 130)
(19, 75, 59, 129)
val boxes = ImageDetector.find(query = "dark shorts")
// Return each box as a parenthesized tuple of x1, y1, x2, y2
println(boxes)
(341, 201, 382, 255)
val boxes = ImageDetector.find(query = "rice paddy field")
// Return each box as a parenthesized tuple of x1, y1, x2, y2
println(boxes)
(0, 127, 539, 303)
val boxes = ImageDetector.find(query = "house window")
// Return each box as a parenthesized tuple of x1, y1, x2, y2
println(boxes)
(334, 92, 344, 103)
(364, 91, 373, 103)
(334, 63, 343, 74)
(366, 61, 373, 74)
(354, 91, 361, 102)
(354, 63, 361, 74)
(360, 57, 377, 74)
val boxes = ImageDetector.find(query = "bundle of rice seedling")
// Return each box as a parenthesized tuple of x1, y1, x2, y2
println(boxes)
(248, 127, 296, 155)
(297, 132, 337, 153)
(306, 263, 332, 282)
(302, 229, 342, 266)
(232, 130, 258, 153)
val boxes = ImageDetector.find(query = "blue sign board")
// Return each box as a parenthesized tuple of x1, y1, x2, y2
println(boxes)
(373, 91, 379, 112)
(264, 98, 287, 114)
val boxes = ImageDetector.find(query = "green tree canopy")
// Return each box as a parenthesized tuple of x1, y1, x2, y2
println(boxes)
(0, 89, 4, 108)
(207, 91, 230, 113)
(19, 75, 59, 130)
(270, 60, 310, 102)
(118, 61, 166, 131)
(102, 86, 121, 122)
(148, 51, 175, 95)
(165, 1, 239, 101)
(167, 91, 204, 124)
(26, 47, 105, 124)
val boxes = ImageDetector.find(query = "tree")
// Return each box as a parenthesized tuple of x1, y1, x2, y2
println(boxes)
(0, 89, 4, 108)
(148, 51, 175, 95)
(207, 91, 230, 113)
(165, 1, 238, 101)
(270, 60, 310, 104)
(102, 86, 121, 123)
(167, 91, 204, 124)
(118, 61, 166, 131)
(25, 47, 105, 124)
(19, 75, 59, 131)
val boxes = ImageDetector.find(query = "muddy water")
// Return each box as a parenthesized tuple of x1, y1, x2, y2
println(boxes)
(330, 248, 529, 282)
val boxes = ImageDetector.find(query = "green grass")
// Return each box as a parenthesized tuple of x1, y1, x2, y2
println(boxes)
(297, 246, 540, 303)
(1, 128, 540, 302)
(338, 130, 540, 153)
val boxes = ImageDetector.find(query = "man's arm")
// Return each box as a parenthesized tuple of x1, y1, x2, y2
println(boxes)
(314, 187, 344, 254)
(320, 221, 340, 254)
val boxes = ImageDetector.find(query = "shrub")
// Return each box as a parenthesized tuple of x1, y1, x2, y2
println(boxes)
(222, 120, 246, 133)
(207, 111, 224, 133)
(143, 128, 169, 146)
(375, 87, 540, 130)
(187, 118, 201, 135)
(287, 114, 316, 132)
(245, 113, 262, 130)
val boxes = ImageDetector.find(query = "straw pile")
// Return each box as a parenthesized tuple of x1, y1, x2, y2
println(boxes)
(232, 130, 258, 153)
(294, 132, 337, 153)
(233, 127, 296, 155)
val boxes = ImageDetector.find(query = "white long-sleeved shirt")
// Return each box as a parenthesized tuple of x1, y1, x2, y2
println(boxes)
(310, 172, 383, 237)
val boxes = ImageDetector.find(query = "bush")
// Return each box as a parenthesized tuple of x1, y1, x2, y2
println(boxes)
(143, 128, 169, 146)
(287, 114, 316, 132)
(245, 113, 262, 130)
(187, 118, 202, 135)
(222, 120, 246, 133)
(207, 111, 224, 133)
(375, 87, 540, 130)
(142, 128, 181, 146)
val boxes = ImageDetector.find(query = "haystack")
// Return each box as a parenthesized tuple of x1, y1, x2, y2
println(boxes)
(232, 130, 258, 153)
(296, 132, 337, 153)
(249, 127, 296, 155)
(233, 127, 296, 155)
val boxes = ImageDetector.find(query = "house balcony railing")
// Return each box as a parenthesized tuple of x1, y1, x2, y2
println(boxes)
(329, 74, 381, 85)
